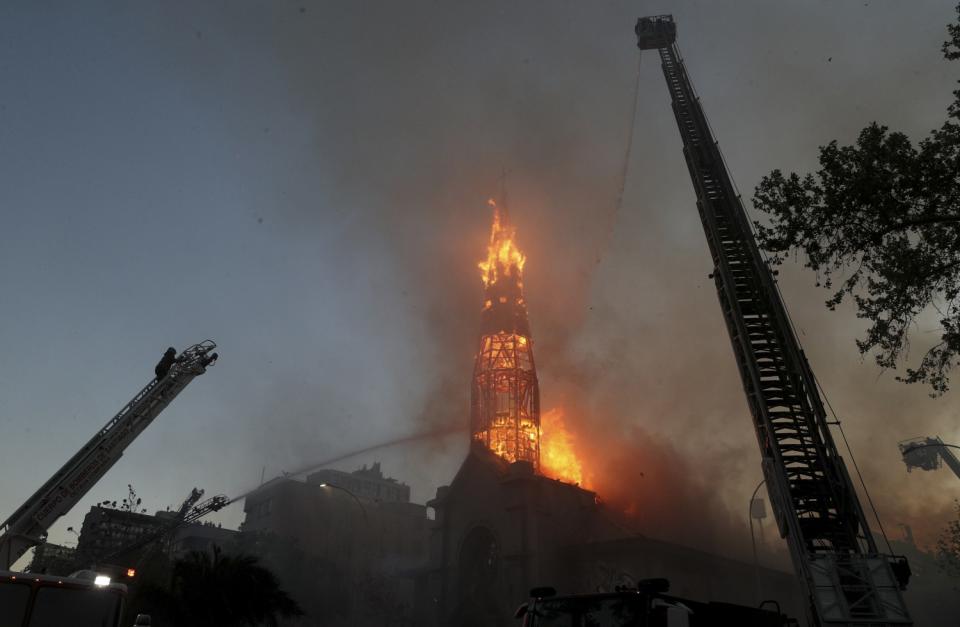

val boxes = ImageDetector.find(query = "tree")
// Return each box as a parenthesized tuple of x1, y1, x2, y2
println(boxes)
(752, 5, 960, 394)
(100, 484, 147, 513)
(119, 484, 147, 513)
(142, 546, 302, 627)
(235, 530, 353, 626)
(121, 550, 174, 626)
(937, 500, 960, 580)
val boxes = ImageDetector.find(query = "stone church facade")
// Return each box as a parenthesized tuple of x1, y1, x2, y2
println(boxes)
(417, 445, 802, 626)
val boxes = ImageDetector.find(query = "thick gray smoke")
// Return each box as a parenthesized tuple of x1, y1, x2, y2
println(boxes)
(152, 1, 959, 557)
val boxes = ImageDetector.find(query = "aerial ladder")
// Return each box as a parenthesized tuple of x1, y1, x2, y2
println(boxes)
(634, 16, 911, 626)
(173, 488, 208, 526)
(102, 491, 231, 566)
(899, 436, 960, 482)
(0, 341, 218, 570)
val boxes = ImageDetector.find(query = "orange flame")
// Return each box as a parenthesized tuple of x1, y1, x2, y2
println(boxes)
(473, 198, 588, 483)
(478, 199, 526, 288)
(540, 407, 587, 487)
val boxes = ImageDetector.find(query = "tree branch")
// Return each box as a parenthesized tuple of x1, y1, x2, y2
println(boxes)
(873, 215, 960, 239)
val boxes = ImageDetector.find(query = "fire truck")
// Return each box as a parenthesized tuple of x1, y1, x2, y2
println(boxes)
(630, 15, 911, 626)
(0, 341, 217, 626)
(0, 341, 217, 570)
(515, 580, 798, 627)
(518, 15, 913, 627)
(0, 570, 128, 627)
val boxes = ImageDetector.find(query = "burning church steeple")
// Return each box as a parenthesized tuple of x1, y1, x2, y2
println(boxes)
(471, 199, 541, 471)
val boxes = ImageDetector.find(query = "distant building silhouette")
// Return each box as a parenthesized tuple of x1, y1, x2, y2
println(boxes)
(169, 520, 237, 556)
(64, 505, 238, 575)
(76, 506, 169, 565)
(309, 461, 411, 503)
(26, 542, 77, 575)
(242, 463, 427, 625)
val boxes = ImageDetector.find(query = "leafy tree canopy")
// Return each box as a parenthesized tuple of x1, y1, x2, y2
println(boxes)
(144, 546, 302, 627)
(938, 500, 960, 579)
(753, 5, 960, 394)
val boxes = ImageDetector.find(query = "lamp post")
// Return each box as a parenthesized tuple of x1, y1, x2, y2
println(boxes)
(318, 482, 370, 619)
(318, 483, 368, 523)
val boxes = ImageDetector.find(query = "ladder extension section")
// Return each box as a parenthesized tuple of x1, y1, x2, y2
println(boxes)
(103, 493, 230, 564)
(636, 14, 910, 626)
(0, 341, 218, 570)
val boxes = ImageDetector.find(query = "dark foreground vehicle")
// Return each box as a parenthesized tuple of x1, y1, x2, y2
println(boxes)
(0, 570, 127, 627)
(515, 580, 798, 627)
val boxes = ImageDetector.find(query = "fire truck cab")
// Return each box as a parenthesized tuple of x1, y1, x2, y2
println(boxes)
(0, 570, 127, 627)
(514, 580, 797, 627)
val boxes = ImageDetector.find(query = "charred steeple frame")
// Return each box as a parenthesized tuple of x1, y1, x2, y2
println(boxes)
(471, 202, 541, 472)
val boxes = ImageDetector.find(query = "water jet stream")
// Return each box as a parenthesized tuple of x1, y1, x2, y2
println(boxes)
(228, 425, 466, 504)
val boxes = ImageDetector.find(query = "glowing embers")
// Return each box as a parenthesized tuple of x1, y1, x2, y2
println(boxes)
(473, 414, 539, 465)
(471, 331, 540, 470)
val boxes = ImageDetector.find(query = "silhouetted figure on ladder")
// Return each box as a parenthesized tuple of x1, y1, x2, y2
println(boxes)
(154, 347, 177, 380)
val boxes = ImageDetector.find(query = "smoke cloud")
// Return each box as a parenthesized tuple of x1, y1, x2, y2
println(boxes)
(198, 0, 958, 556)
(5, 0, 953, 567)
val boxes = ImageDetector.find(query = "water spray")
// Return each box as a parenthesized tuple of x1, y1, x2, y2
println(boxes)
(228, 424, 466, 504)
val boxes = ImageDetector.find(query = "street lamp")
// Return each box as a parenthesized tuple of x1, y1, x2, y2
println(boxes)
(318, 483, 368, 523)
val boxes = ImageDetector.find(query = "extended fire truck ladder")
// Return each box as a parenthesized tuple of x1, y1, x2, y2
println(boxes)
(634, 16, 911, 627)
(103, 492, 231, 565)
(0, 341, 218, 570)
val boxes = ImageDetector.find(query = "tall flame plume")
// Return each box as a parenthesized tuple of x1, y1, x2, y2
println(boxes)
(478, 199, 526, 289)
(470, 197, 586, 486)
